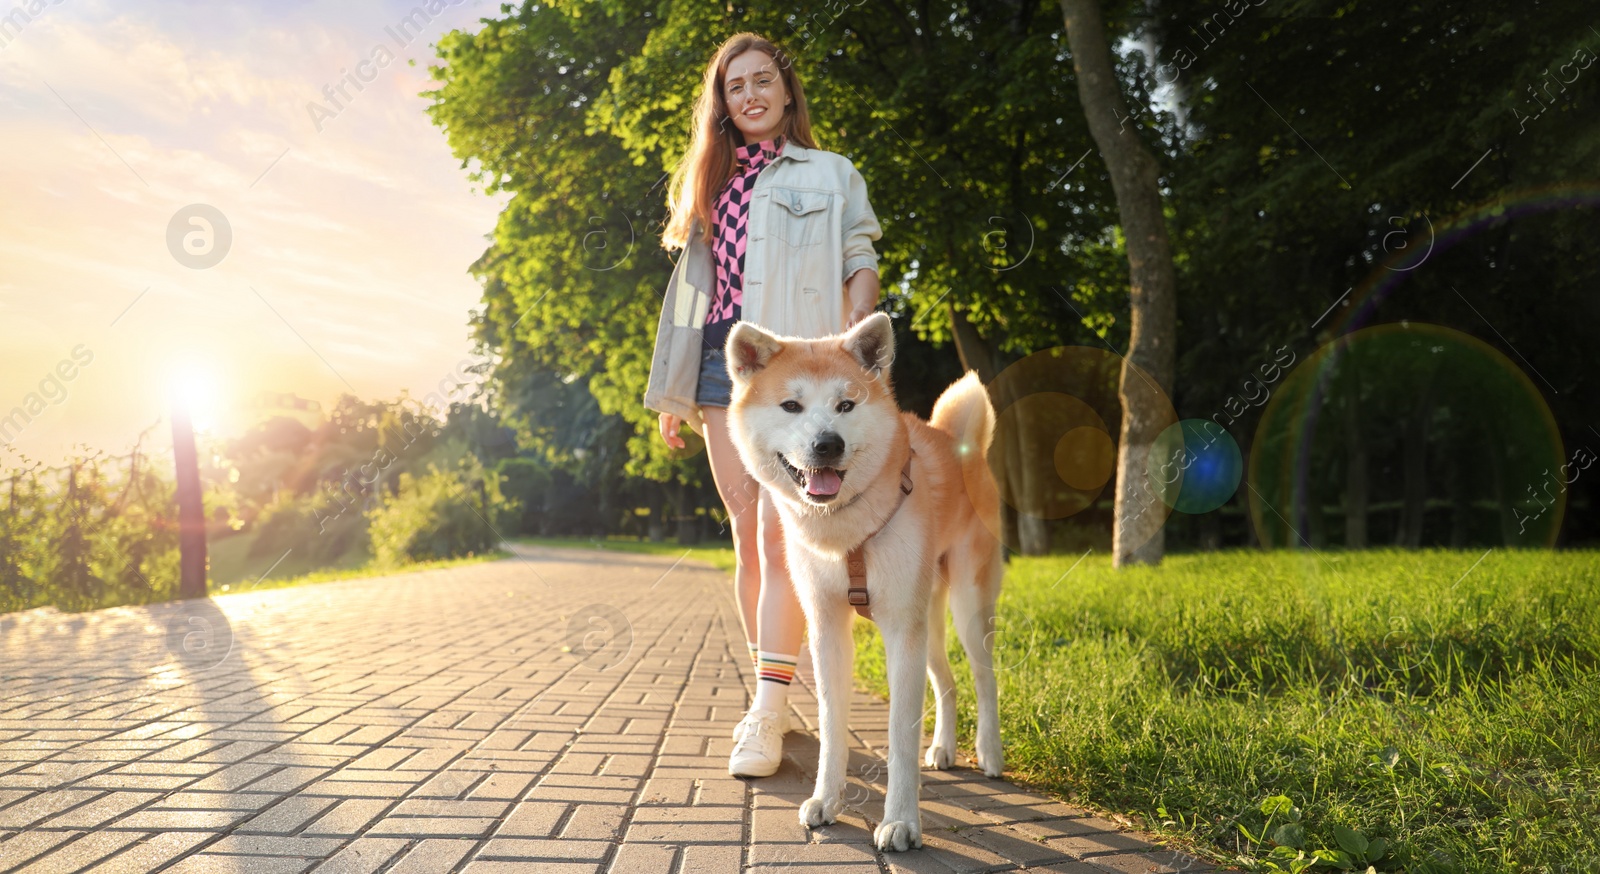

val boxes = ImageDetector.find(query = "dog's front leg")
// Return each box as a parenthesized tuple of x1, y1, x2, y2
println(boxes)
(873, 610, 927, 851)
(798, 598, 854, 829)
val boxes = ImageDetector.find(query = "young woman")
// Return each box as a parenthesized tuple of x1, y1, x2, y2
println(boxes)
(644, 33, 883, 778)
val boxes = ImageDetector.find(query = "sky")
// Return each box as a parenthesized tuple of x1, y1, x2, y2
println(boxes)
(0, 0, 509, 462)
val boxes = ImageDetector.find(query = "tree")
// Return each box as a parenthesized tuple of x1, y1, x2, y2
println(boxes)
(425, 6, 695, 480)
(1060, 0, 1179, 566)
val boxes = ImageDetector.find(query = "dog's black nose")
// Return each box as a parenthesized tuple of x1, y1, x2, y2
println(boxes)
(812, 432, 845, 460)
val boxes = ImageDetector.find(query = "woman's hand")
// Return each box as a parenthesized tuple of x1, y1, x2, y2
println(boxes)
(658, 412, 687, 449)
(844, 268, 881, 329)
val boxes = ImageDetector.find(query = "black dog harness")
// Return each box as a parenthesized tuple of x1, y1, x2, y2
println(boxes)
(844, 453, 914, 622)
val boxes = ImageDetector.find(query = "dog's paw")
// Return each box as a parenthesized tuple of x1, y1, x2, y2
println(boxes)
(799, 795, 841, 828)
(976, 735, 1004, 778)
(924, 743, 954, 770)
(874, 818, 923, 852)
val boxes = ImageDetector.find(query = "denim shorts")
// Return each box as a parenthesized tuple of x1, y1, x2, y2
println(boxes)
(695, 346, 734, 408)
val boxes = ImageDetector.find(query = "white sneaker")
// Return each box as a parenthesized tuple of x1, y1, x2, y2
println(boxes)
(728, 709, 786, 778)
(731, 708, 789, 741)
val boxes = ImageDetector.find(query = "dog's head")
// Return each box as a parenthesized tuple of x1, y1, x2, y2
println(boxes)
(725, 313, 901, 511)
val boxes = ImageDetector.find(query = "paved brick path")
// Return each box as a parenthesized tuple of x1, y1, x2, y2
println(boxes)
(0, 544, 1210, 873)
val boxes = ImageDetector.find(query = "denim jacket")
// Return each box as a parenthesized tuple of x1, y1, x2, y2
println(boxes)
(644, 140, 882, 436)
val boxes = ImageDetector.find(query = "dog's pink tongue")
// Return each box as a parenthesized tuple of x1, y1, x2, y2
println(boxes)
(806, 468, 842, 496)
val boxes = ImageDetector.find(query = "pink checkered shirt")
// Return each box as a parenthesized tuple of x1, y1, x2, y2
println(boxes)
(702, 135, 784, 351)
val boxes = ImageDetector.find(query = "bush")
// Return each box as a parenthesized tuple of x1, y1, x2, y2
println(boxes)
(367, 465, 498, 566)
(0, 455, 180, 613)
(249, 490, 368, 564)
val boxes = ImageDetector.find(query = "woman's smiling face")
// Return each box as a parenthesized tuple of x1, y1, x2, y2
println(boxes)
(723, 50, 788, 145)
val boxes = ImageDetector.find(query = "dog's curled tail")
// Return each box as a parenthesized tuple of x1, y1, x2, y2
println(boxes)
(930, 371, 996, 475)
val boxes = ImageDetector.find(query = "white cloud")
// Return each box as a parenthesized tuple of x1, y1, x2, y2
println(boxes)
(0, 0, 507, 461)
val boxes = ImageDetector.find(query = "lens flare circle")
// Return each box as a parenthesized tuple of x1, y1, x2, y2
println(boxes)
(1057, 426, 1115, 491)
(982, 346, 1176, 554)
(1248, 323, 1565, 548)
(1147, 419, 1243, 514)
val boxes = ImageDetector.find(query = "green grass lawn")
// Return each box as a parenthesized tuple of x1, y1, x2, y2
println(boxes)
(205, 530, 508, 598)
(208, 530, 373, 588)
(514, 535, 738, 573)
(853, 549, 1600, 873)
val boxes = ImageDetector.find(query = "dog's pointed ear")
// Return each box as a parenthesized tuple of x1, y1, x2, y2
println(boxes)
(726, 322, 785, 382)
(842, 312, 894, 377)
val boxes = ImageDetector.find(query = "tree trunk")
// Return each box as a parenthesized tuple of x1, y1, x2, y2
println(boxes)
(1343, 365, 1368, 548)
(1398, 374, 1436, 548)
(172, 411, 208, 599)
(1016, 514, 1050, 555)
(1485, 419, 1517, 545)
(1060, 0, 1179, 567)
(647, 499, 667, 543)
(948, 302, 999, 384)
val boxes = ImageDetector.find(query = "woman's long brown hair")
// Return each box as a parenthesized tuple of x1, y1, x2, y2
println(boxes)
(661, 33, 819, 251)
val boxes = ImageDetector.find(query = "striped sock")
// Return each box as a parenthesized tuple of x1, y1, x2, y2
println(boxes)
(756, 651, 797, 686)
(747, 641, 760, 670)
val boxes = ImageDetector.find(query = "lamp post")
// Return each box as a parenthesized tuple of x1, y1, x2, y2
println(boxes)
(172, 405, 207, 599)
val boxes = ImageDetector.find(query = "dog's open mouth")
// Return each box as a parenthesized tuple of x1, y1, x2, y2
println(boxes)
(777, 454, 846, 502)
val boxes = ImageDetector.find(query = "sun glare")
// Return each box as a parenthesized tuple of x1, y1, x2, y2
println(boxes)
(168, 364, 223, 433)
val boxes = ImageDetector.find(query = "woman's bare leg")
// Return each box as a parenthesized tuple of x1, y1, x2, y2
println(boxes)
(754, 489, 806, 713)
(700, 407, 762, 660)
(705, 409, 809, 776)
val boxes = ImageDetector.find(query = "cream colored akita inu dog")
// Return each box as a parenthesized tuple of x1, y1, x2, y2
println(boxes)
(725, 312, 1004, 853)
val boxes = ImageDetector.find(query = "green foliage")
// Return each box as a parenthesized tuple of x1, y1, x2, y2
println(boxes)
(223, 415, 315, 508)
(1153, 0, 1600, 481)
(367, 465, 499, 566)
(853, 549, 1600, 873)
(3, 393, 612, 616)
(221, 395, 446, 523)
(425, 5, 687, 482)
(250, 491, 370, 565)
(216, 396, 516, 581)
(0, 445, 180, 613)
(1238, 794, 1389, 872)
(208, 526, 368, 590)
(0, 471, 44, 608)
(490, 457, 552, 534)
